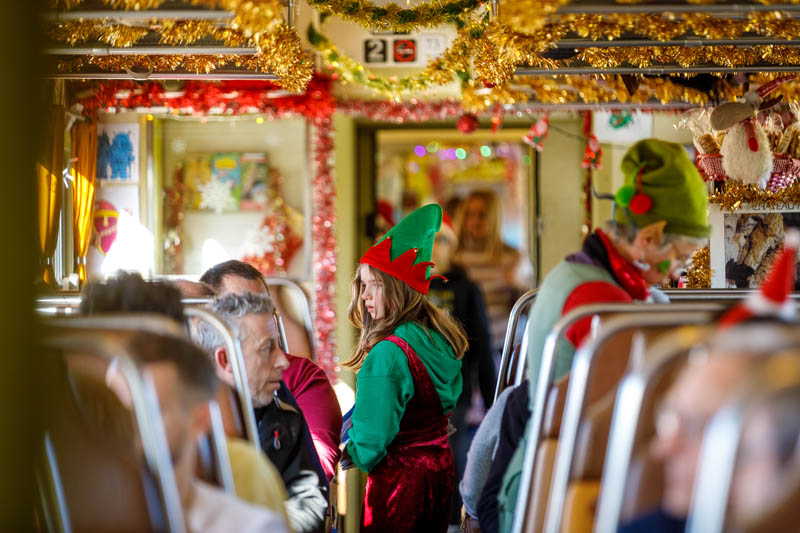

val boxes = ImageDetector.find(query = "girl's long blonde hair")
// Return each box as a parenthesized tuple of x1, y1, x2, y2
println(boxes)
(343, 264, 468, 372)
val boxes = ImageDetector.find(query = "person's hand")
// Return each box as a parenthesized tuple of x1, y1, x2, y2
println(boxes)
(340, 447, 355, 470)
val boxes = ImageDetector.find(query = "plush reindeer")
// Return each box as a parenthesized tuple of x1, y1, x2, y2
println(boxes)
(710, 76, 794, 188)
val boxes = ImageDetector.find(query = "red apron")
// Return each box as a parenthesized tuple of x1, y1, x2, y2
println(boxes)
(361, 335, 455, 533)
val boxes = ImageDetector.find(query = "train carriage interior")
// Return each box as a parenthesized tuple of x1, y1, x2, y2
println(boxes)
(5, 1, 800, 532)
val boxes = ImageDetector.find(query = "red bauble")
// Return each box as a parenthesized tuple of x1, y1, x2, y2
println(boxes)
(457, 113, 479, 134)
(629, 193, 652, 215)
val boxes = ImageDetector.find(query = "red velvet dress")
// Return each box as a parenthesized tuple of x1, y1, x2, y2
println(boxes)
(361, 335, 455, 533)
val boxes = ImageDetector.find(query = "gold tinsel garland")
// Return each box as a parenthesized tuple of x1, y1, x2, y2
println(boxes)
(476, 6, 800, 86)
(709, 182, 800, 211)
(685, 245, 712, 289)
(307, 0, 483, 32)
(498, 0, 572, 34)
(56, 26, 313, 92)
(49, 0, 313, 92)
(307, 23, 479, 97)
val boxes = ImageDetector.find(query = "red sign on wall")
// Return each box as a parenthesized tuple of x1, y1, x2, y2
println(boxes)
(393, 40, 417, 63)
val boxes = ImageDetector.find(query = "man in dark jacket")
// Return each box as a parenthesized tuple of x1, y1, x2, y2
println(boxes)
(194, 291, 328, 533)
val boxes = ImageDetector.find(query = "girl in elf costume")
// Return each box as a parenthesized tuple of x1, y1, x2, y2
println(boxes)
(343, 204, 468, 533)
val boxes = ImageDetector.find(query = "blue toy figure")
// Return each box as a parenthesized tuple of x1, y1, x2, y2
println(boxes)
(97, 131, 111, 179)
(109, 132, 135, 180)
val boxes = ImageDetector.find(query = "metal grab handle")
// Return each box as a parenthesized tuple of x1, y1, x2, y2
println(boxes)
(184, 307, 260, 449)
(207, 400, 236, 495)
(511, 302, 724, 533)
(265, 277, 315, 357)
(494, 289, 538, 402)
(41, 331, 187, 533)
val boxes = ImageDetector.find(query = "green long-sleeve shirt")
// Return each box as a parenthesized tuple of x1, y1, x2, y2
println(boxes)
(346, 322, 463, 473)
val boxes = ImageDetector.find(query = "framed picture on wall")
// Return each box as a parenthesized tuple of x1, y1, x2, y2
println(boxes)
(97, 122, 140, 182)
(710, 203, 800, 288)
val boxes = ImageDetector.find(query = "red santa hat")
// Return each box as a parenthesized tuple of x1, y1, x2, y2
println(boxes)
(719, 228, 800, 327)
(439, 211, 457, 243)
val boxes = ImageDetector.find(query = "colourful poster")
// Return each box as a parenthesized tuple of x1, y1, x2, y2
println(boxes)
(97, 122, 140, 182)
(240, 152, 270, 210)
(87, 184, 153, 279)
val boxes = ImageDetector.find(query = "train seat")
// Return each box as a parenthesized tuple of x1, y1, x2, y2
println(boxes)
(42, 352, 166, 532)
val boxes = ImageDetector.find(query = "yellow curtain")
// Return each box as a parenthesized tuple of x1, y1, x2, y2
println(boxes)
(70, 122, 98, 283)
(36, 104, 65, 287)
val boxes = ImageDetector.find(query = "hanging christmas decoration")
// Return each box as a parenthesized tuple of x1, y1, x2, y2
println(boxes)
(163, 164, 185, 274)
(307, 22, 481, 98)
(457, 113, 480, 134)
(710, 77, 795, 188)
(311, 114, 338, 382)
(240, 169, 304, 275)
(198, 175, 238, 213)
(581, 134, 602, 170)
(581, 111, 595, 236)
(307, 0, 483, 32)
(609, 110, 633, 129)
(523, 115, 549, 152)
(491, 104, 502, 134)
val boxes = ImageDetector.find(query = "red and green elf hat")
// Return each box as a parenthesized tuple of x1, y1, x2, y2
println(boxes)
(360, 203, 445, 295)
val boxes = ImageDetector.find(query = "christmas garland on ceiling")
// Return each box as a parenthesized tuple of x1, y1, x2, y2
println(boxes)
(48, 0, 314, 93)
(480, 1, 800, 87)
(307, 0, 483, 32)
(307, 23, 485, 97)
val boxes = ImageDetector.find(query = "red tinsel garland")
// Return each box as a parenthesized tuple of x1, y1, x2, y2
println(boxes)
(75, 78, 610, 384)
(72, 76, 340, 381)
(72, 76, 336, 120)
(311, 115, 337, 382)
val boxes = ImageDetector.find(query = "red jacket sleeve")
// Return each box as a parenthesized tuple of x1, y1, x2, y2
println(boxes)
(283, 354, 343, 481)
(561, 281, 632, 349)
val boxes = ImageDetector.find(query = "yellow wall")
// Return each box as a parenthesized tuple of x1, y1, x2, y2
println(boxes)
(333, 112, 358, 387)
(538, 116, 586, 277)
(331, 112, 364, 533)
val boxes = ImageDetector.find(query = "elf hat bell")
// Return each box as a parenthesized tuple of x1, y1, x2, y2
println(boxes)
(360, 204, 445, 295)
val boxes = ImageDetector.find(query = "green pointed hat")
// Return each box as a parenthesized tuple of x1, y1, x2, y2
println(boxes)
(360, 204, 444, 294)
(614, 138, 711, 238)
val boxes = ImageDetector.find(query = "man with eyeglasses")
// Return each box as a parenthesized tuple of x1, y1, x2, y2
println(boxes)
(200, 260, 343, 483)
(193, 292, 328, 533)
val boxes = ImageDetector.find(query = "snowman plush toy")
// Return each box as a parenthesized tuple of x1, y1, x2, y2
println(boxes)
(711, 76, 795, 188)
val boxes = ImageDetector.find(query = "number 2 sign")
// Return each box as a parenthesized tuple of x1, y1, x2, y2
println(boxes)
(364, 39, 387, 63)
